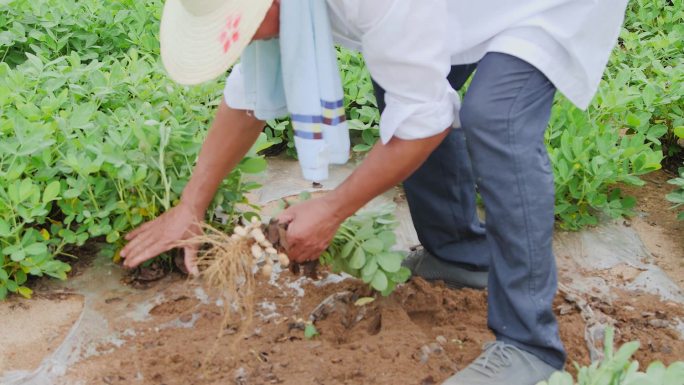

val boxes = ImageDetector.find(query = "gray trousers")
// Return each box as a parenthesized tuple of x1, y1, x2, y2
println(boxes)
(372, 52, 566, 369)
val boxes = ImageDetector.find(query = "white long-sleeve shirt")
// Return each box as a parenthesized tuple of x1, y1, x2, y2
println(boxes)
(227, 0, 628, 143)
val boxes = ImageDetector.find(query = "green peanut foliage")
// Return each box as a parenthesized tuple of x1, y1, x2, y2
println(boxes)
(666, 165, 684, 220)
(0, 0, 269, 299)
(537, 327, 684, 385)
(321, 203, 411, 296)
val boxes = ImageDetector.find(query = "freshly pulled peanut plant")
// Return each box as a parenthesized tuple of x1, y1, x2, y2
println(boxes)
(319, 202, 411, 296)
(198, 198, 409, 306)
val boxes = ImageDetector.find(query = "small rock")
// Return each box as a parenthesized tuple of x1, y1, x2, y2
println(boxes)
(648, 319, 669, 328)
(179, 313, 193, 323)
(557, 303, 574, 315)
(414, 345, 432, 364)
(418, 352, 430, 364)
(422, 375, 436, 385)
(623, 220, 632, 227)
(428, 342, 444, 355)
(623, 306, 636, 312)
(655, 310, 667, 320)
(435, 335, 447, 345)
(641, 311, 655, 318)
(234, 367, 248, 385)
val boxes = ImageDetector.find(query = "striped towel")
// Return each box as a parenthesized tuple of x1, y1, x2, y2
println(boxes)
(239, 0, 349, 181)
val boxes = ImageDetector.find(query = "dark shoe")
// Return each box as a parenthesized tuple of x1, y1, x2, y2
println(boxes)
(403, 248, 488, 290)
(442, 341, 558, 385)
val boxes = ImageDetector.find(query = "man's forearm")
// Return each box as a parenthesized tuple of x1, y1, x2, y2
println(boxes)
(326, 129, 450, 220)
(181, 101, 264, 215)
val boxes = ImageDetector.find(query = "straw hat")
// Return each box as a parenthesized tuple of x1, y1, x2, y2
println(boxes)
(160, 0, 274, 85)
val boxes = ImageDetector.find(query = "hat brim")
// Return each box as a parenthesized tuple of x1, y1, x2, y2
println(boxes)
(160, 0, 274, 85)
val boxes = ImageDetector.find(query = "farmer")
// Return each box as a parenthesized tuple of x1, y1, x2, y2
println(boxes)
(121, 0, 629, 383)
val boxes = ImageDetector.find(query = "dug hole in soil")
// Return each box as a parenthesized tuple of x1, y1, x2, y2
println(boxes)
(57, 266, 683, 385)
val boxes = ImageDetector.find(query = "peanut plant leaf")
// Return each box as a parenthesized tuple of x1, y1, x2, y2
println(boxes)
(361, 238, 383, 254)
(304, 323, 319, 339)
(378, 231, 396, 248)
(664, 362, 684, 385)
(17, 286, 33, 298)
(25, 242, 48, 256)
(349, 247, 366, 269)
(238, 157, 267, 174)
(356, 221, 374, 240)
(674, 126, 684, 139)
(361, 256, 378, 281)
(42, 180, 61, 203)
(0, 219, 10, 237)
(340, 240, 355, 259)
(391, 267, 412, 284)
(377, 252, 402, 273)
(371, 270, 388, 292)
(645, 362, 666, 383)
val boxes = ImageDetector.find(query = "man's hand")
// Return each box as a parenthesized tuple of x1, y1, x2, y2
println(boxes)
(277, 195, 344, 263)
(119, 100, 264, 276)
(120, 202, 203, 275)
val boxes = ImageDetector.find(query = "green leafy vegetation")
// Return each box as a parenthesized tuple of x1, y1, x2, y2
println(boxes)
(550, 0, 683, 229)
(303, 322, 319, 340)
(0, 0, 268, 299)
(667, 165, 684, 220)
(538, 328, 684, 385)
(321, 203, 411, 296)
(274, 193, 409, 296)
(2, 0, 682, 297)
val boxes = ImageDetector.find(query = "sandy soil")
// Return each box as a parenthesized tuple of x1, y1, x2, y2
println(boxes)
(0, 293, 84, 373)
(52, 271, 682, 385)
(622, 170, 684, 287)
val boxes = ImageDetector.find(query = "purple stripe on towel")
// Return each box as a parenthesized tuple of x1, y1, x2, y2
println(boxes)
(294, 130, 324, 140)
(291, 114, 347, 125)
(320, 99, 344, 109)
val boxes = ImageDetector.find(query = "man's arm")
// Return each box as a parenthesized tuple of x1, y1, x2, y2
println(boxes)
(279, 128, 450, 262)
(121, 100, 263, 272)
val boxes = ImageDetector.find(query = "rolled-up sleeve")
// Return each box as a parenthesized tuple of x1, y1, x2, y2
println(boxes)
(359, 0, 459, 144)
